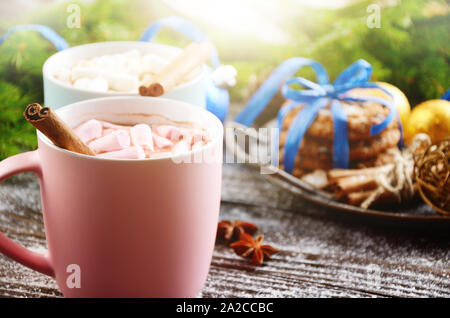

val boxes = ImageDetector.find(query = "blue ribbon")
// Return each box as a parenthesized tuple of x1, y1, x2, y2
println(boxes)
(0, 24, 69, 51)
(235, 58, 402, 172)
(140, 16, 229, 122)
(442, 89, 450, 101)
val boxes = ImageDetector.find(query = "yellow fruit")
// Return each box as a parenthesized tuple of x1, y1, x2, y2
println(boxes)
(347, 82, 411, 128)
(405, 99, 450, 144)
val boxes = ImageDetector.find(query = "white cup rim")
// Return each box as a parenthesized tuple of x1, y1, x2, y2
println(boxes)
(37, 96, 223, 162)
(42, 41, 207, 96)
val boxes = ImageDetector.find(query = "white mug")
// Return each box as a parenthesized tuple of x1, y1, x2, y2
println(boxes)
(43, 41, 207, 109)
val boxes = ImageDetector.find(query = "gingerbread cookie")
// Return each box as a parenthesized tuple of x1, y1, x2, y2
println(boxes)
(280, 101, 399, 141)
(284, 147, 399, 179)
(279, 127, 401, 161)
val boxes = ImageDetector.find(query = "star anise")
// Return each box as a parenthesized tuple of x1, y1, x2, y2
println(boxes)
(217, 220, 258, 242)
(230, 233, 278, 266)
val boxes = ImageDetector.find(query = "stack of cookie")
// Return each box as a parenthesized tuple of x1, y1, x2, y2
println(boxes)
(279, 100, 401, 178)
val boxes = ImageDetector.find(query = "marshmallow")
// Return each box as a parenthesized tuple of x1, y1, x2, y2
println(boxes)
(90, 77, 109, 92)
(73, 78, 92, 90)
(71, 66, 101, 81)
(55, 50, 174, 92)
(185, 131, 204, 145)
(54, 67, 72, 84)
(97, 146, 145, 160)
(124, 59, 141, 77)
(155, 125, 182, 141)
(131, 124, 154, 151)
(74, 119, 102, 143)
(103, 71, 139, 92)
(141, 53, 168, 74)
(75, 59, 96, 68)
(73, 118, 208, 159)
(102, 128, 115, 136)
(173, 140, 190, 154)
(89, 129, 130, 153)
(100, 121, 131, 130)
(153, 134, 173, 149)
(109, 54, 126, 71)
(192, 141, 204, 151)
(211, 64, 237, 88)
(123, 49, 141, 60)
(73, 77, 108, 92)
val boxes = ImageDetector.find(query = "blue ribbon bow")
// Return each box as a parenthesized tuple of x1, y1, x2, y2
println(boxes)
(235, 58, 402, 173)
(442, 89, 450, 101)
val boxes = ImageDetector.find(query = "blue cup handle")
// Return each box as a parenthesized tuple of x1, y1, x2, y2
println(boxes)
(0, 24, 69, 51)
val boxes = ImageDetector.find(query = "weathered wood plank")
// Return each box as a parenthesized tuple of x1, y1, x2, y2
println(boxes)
(209, 199, 450, 298)
(0, 163, 449, 298)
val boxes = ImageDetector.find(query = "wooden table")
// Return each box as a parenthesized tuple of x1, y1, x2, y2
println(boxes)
(0, 104, 449, 297)
(0, 160, 449, 298)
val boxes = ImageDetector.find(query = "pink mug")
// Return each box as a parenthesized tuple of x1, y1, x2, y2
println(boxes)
(0, 96, 223, 297)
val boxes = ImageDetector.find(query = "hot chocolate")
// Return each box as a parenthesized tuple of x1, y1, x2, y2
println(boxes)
(74, 118, 209, 159)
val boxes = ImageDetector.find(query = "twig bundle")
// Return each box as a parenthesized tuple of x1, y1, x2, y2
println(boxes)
(415, 137, 450, 215)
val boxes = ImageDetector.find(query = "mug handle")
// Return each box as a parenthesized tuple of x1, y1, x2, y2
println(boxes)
(0, 24, 69, 51)
(0, 151, 54, 277)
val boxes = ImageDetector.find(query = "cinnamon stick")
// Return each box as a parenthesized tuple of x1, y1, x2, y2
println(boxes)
(332, 174, 378, 197)
(24, 103, 95, 156)
(345, 180, 418, 207)
(139, 42, 213, 97)
(328, 166, 391, 180)
(347, 190, 401, 207)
